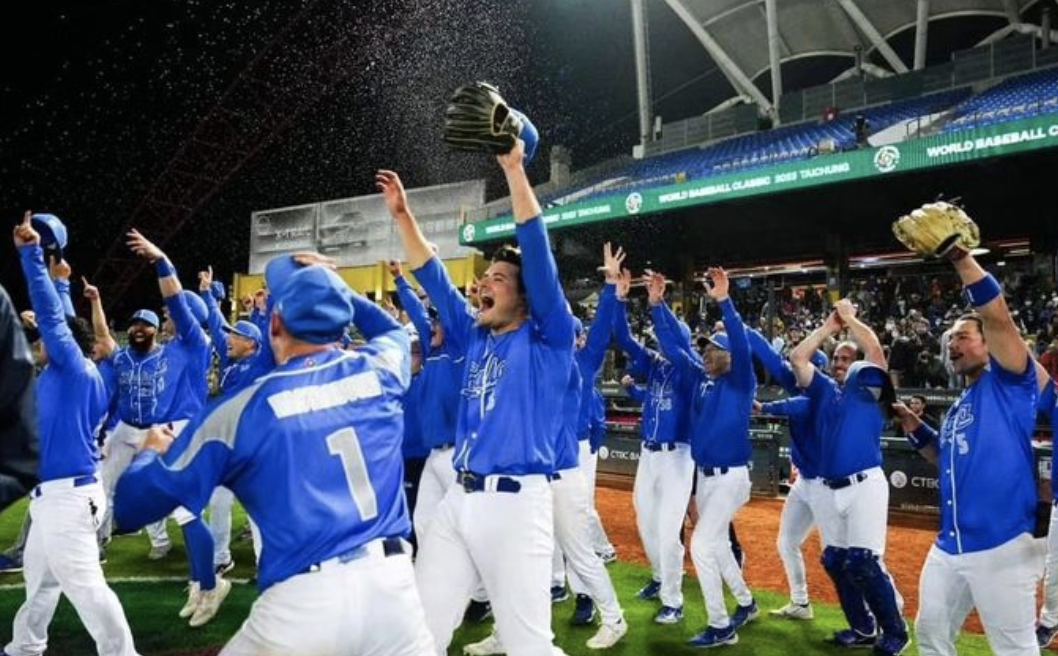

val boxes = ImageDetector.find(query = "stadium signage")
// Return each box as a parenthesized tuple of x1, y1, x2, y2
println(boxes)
(461, 113, 1058, 244)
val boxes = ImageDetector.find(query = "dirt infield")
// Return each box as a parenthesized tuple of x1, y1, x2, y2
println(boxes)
(595, 486, 988, 634)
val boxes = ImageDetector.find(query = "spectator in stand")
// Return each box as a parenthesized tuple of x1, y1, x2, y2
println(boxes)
(1041, 339, 1058, 383)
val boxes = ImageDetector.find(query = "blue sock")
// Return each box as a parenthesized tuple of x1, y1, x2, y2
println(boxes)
(182, 518, 216, 590)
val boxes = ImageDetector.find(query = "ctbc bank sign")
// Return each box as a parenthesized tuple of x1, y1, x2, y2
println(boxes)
(888, 470, 939, 490)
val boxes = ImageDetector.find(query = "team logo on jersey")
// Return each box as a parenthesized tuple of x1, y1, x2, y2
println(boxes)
(941, 403, 973, 455)
(873, 145, 901, 173)
(462, 353, 506, 414)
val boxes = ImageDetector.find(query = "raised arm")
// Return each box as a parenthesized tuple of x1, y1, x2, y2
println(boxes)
(127, 229, 208, 348)
(392, 260, 433, 356)
(14, 213, 81, 370)
(705, 267, 754, 389)
(892, 401, 939, 464)
(350, 292, 412, 392)
(621, 374, 647, 403)
(81, 277, 117, 358)
(748, 327, 798, 393)
(579, 243, 623, 374)
(648, 273, 697, 374)
(834, 299, 886, 368)
(790, 310, 843, 389)
(198, 266, 231, 366)
(48, 256, 75, 317)
(953, 251, 1048, 387)
(377, 169, 434, 269)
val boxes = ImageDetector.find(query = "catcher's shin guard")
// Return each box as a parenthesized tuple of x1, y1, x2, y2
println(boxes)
(822, 546, 876, 635)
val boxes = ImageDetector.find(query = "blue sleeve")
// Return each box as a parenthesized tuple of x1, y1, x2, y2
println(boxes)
(350, 294, 412, 393)
(19, 245, 80, 370)
(626, 384, 647, 403)
(53, 278, 75, 318)
(412, 257, 475, 356)
(579, 284, 616, 377)
(650, 303, 698, 375)
(201, 291, 231, 368)
(613, 300, 648, 366)
(97, 357, 118, 402)
(656, 302, 695, 358)
(748, 328, 798, 393)
(165, 293, 209, 351)
(516, 217, 574, 347)
(249, 307, 269, 334)
(720, 298, 754, 390)
(114, 428, 231, 530)
(396, 276, 433, 357)
(761, 398, 809, 420)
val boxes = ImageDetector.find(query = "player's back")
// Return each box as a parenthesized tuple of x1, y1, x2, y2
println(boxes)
(222, 347, 410, 590)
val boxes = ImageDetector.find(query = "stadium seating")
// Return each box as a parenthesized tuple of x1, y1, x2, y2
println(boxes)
(943, 68, 1058, 132)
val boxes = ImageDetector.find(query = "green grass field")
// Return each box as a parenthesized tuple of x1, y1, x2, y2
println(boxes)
(0, 498, 995, 655)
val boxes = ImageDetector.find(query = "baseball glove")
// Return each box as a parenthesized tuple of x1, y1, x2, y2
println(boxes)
(443, 82, 525, 155)
(892, 201, 980, 258)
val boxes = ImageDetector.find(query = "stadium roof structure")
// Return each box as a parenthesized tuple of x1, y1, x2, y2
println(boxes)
(645, 0, 1053, 117)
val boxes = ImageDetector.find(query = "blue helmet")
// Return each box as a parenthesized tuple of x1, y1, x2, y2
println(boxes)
(31, 213, 68, 259)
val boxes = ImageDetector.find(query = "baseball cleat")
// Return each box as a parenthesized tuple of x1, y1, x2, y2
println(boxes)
(148, 543, 172, 561)
(0, 553, 24, 574)
(687, 624, 738, 648)
(189, 577, 232, 627)
(1039, 623, 1058, 648)
(178, 582, 202, 619)
(571, 594, 596, 625)
(654, 605, 683, 624)
(550, 585, 570, 604)
(463, 599, 493, 624)
(635, 579, 661, 600)
(769, 601, 813, 620)
(832, 628, 877, 648)
(730, 600, 759, 628)
(463, 632, 506, 656)
(596, 549, 617, 565)
(587, 619, 627, 650)
(872, 632, 910, 656)
(214, 560, 235, 576)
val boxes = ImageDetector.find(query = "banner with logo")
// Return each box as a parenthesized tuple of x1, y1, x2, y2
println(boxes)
(460, 113, 1058, 245)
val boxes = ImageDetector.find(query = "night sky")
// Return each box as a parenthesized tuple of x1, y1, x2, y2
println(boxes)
(0, 0, 1006, 315)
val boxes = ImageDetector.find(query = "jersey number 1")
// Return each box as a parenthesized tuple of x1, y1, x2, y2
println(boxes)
(326, 427, 379, 521)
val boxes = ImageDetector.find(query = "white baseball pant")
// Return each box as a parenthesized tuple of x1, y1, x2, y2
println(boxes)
(777, 476, 825, 605)
(814, 467, 888, 553)
(633, 442, 694, 608)
(415, 475, 566, 656)
(917, 532, 1043, 656)
(209, 487, 235, 567)
(413, 445, 455, 542)
(1038, 504, 1058, 628)
(219, 539, 434, 656)
(578, 440, 614, 556)
(5, 479, 139, 656)
(691, 466, 753, 628)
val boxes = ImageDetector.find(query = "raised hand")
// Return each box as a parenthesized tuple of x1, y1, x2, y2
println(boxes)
(126, 229, 165, 262)
(48, 255, 72, 281)
(388, 259, 403, 278)
(702, 267, 730, 302)
(599, 242, 626, 283)
(198, 265, 214, 292)
(645, 271, 666, 306)
(376, 170, 410, 217)
(496, 138, 527, 173)
(834, 298, 858, 324)
(891, 401, 922, 434)
(823, 309, 844, 334)
(620, 374, 634, 388)
(13, 211, 39, 247)
(291, 252, 337, 270)
(82, 276, 100, 302)
(616, 268, 632, 300)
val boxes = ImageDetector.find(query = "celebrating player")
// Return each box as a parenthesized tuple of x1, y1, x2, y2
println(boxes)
(380, 138, 576, 656)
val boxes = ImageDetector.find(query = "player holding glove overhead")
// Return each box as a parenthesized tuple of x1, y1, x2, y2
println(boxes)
(892, 201, 1049, 656)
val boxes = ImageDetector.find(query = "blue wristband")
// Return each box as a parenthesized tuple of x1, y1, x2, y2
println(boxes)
(963, 274, 1001, 307)
(155, 258, 176, 278)
(906, 423, 938, 451)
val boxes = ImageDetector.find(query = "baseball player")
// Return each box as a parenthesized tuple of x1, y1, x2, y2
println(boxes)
(789, 300, 907, 655)
(6, 212, 140, 656)
(113, 262, 435, 655)
(465, 244, 628, 654)
(889, 205, 1049, 656)
(1035, 379, 1058, 647)
(749, 329, 826, 620)
(379, 139, 575, 656)
(197, 265, 273, 576)
(96, 230, 229, 627)
(612, 270, 696, 625)
(389, 260, 465, 543)
(647, 268, 758, 647)
(584, 382, 616, 563)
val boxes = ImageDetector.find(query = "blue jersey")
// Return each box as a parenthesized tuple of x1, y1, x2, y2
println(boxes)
(653, 299, 755, 468)
(936, 356, 1038, 554)
(201, 290, 274, 395)
(805, 372, 884, 479)
(575, 284, 617, 439)
(748, 329, 822, 478)
(613, 299, 692, 444)
(114, 301, 411, 591)
(100, 292, 211, 425)
(1042, 380, 1058, 496)
(588, 387, 608, 452)
(395, 276, 463, 450)
(555, 359, 583, 471)
(19, 245, 105, 482)
(402, 371, 431, 460)
(413, 217, 575, 476)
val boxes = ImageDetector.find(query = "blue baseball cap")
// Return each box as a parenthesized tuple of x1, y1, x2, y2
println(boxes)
(223, 320, 262, 344)
(509, 108, 538, 164)
(264, 255, 300, 299)
(210, 281, 226, 300)
(181, 290, 209, 325)
(30, 213, 68, 259)
(129, 309, 160, 328)
(275, 266, 355, 344)
(704, 332, 729, 351)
